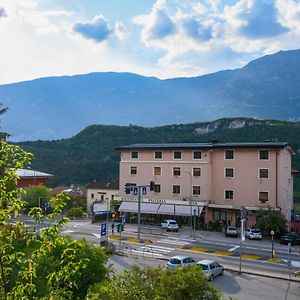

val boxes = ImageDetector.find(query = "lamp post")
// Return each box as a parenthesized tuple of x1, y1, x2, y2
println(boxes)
(106, 198, 109, 243)
(185, 170, 193, 237)
(271, 230, 275, 258)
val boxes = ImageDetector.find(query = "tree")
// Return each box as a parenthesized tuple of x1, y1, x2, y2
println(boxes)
(256, 206, 287, 236)
(22, 185, 52, 212)
(0, 141, 108, 299)
(86, 265, 221, 300)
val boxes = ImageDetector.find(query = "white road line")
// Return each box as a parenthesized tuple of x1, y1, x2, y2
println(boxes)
(143, 245, 174, 251)
(61, 230, 74, 234)
(131, 249, 164, 257)
(157, 239, 187, 246)
(93, 233, 100, 239)
(229, 246, 240, 252)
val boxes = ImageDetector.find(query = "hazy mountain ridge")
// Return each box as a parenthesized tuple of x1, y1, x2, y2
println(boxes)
(1, 49, 300, 141)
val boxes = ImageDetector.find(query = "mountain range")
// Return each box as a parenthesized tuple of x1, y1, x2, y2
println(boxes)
(16, 117, 300, 195)
(1, 49, 300, 141)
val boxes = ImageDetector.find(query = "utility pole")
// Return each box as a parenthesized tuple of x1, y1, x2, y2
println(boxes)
(124, 182, 156, 240)
(239, 206, 246, 274)
(185, 170, 193, 237)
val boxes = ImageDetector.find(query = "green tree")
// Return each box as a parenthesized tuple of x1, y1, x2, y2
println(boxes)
(256, 206, 287, 236)
(86, 265, 221, 300)
(0, 141, 108, 299)
(22, 184, 52, 212)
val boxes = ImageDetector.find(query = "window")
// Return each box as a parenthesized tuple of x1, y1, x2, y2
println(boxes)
(193, 151, 202, 159)
(259, 150, 269, 160)
(154, 151, 162, 159)
(172, 185, 180, 194)
(193, 167, 201, 177)
(154, 166, 162, 176)
(225, 168, 234, 178)
(259, 191, 269, 203)
(173, 167, 181, 176)
(91, 193, 94, 199)
(131, 151, 138, 159)
(154, 184, 161, 193)
(173, 151, 182, 159)
(193, 185, 201, 195)
(225, 150, 234, 160)
(259, 169, 269, 178)
(224, 190, 234, 200)
(130, 166, 137, 175)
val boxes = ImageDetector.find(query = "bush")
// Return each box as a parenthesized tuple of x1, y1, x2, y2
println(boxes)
(67, 207, 86, 219)
(86, 265, 221, 300)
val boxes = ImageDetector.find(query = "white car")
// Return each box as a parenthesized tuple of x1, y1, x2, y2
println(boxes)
(161, 220, 179, 232)
(167, 255, 196, 269)
(245, 228, 262, 240)
(197, 260, 224, 281)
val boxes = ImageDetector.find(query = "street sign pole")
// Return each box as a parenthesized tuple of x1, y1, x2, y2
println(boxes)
(239, 207, 246, 274)
(137, 186, 141, 240)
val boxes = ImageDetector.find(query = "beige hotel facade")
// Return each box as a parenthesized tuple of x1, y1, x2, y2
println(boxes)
(116, 142, 294, 227)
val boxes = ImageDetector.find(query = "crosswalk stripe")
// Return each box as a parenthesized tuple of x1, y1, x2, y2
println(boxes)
(228, 246, 240, 252)
(157, 239, 187, 246)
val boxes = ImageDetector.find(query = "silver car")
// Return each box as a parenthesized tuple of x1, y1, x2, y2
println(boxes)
(245, 228, 262, 240)
(167, 255, 196, 269)
(197, 259, 224, 281)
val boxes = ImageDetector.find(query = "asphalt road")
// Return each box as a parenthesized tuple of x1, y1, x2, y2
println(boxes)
(61, 220, 300, 278)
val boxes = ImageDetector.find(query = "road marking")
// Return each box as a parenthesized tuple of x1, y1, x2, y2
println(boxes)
(169, 237, 196, 242)
(229, 246, 240, 252)
(143, 245, 174, 251)
(61, 230, 74, 234)
(265, 258, 281, 263)
(189, 247, 208, 253)
(241, 254, 261, 260)
(213, 251, 232, 256)
(157, 238, 188, 246)
(93, 233, 100, 239)
(281, 259, 300, 267)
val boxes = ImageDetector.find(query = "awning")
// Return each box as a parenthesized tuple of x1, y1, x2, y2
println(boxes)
(118, 202, 160, 214)
(175, 205, 204, 217)
(157, 204, 175, 215)
(118, 202, 204, 216)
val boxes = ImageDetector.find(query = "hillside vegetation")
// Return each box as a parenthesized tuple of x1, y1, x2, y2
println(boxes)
(16, 117, 300, 194)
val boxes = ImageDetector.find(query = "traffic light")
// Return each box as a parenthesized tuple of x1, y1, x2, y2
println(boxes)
(116, 223, 124, 233)
(124, 183, 136, 194)
(150, 181, 156, 191)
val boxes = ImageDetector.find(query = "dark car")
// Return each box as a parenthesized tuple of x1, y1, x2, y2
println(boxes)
(280, 233, 300, 245)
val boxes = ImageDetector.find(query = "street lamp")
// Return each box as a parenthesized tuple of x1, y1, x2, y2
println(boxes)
(185, 170, 193, 237)
(270, 230, 275, 258)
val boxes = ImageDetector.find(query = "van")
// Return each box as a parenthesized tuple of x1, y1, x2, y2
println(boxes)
(161, 219, 179, 232)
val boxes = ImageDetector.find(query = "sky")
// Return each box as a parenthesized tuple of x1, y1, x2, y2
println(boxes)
(0, 0, 300, 84)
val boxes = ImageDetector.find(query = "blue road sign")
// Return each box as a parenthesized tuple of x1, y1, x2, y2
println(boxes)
(142, 186, 147, 195)
(122, 215, 126, 224)
(100, 223, 107, 237)
(133, 187, 138, 196)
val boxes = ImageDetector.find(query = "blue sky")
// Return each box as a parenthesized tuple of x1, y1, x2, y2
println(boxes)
(0, 0, 299, 83)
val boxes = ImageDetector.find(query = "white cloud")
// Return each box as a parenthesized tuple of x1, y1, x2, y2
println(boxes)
(114, 21, 129, 40)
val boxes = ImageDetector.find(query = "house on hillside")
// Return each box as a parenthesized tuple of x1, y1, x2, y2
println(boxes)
(17, 169, 52, 188)
(86, 181, 120, 215)
(51, 185, 87, 199)
(116, 142, 294, 228)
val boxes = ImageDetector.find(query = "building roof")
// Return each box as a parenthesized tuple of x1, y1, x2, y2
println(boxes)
(116, 142, 289, 151)
(52, 185, 87, 198)
(17, 169, 53, 178)
(86, 181, 119, 190)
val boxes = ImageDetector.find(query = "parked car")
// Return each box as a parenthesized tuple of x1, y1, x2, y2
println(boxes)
(245, 228, 262, 240)
(166, 255, 196, 269)
(225, 226, 238, 238)
(161, 219, 179, 232)
(197, 260, 224, 281)
(280, 233, 300, 245)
